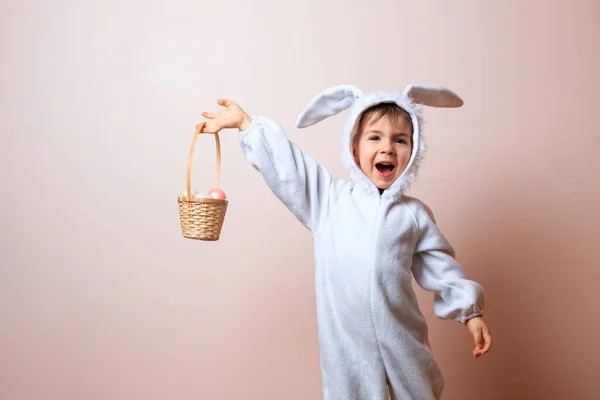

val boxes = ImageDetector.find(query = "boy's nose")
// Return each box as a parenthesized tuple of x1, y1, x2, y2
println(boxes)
(380, 143, 395, 155)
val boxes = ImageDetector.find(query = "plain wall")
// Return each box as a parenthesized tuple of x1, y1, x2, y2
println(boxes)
(1, 0, 599, 399)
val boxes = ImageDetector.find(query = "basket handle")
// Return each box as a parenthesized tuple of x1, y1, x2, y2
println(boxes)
(185, 122, 222, 200)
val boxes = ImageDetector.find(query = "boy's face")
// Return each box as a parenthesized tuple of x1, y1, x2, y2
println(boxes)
(352, 114, 413, 191)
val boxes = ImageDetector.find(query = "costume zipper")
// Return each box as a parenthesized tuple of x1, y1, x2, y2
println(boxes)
(368, 195, 386, 377)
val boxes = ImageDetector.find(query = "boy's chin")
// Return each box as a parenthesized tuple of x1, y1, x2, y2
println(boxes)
(374, 177, 398, 192)
(376, 183, 392, 192)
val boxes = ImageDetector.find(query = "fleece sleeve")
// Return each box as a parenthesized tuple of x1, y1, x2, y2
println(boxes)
(410, 202, 485, 324)
(239, 116, 334, 233)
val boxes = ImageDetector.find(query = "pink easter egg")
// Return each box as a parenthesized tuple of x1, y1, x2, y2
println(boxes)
(208, 187, 227, 200)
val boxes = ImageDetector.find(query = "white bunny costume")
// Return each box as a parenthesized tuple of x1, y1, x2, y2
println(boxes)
(238, 84, 485, 400)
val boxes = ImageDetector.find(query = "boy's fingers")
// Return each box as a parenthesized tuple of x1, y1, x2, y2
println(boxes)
(201, 112, 216, 119)
(198, 122, 217, 133)
(217, 99, 231, 107)
(195, 122, 207, 132)
(473, 330, 492, 358)
(481, 331, 492, 353)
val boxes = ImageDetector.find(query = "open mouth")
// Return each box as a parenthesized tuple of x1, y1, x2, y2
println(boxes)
(375, 163, 395, 177)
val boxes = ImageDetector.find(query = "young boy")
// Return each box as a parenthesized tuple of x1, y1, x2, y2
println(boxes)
(200, 84, 492, 400)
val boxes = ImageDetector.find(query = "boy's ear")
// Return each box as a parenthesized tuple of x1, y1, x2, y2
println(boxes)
(403, 84, 464, 108)
(297, 85, 363, 128)
(351, 139, 360, 163)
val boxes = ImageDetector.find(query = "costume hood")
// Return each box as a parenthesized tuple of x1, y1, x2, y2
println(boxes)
(296, 84, 463, 198)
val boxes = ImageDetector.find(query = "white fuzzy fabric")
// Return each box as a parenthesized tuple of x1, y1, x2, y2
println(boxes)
(238, 85, 483, 400)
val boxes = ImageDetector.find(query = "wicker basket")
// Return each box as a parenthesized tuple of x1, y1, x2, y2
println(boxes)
(178, 122, 228, 241)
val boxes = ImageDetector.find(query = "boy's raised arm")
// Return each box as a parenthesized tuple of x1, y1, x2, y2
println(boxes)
(200, 99, 336, 233)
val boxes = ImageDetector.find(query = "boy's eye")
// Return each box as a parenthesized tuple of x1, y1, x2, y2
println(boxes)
(368, 136, 380, 141)
(395, 138, 407, 144)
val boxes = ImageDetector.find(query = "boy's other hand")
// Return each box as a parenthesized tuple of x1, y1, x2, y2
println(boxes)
(200, 99, 253, 133)
(466, 317, 492, 359)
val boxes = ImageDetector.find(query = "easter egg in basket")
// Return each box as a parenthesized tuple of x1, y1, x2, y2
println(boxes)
(208, 187, 227, 200)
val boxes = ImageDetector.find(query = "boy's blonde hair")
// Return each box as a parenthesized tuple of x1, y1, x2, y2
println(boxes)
(355, 103, 414, 146)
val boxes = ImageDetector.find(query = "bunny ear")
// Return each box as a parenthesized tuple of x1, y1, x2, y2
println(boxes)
(296, 84, 363, 128)
(403, 84, 464, 108)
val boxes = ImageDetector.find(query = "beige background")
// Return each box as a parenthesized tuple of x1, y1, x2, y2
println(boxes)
(2, 0, 599, 399)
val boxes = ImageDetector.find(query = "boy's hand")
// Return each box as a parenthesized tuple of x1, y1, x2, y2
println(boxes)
(466, 317, 492, 359)
(200, 99, 253, 133)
